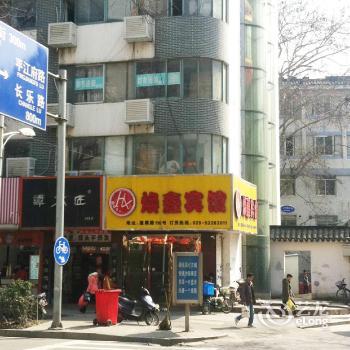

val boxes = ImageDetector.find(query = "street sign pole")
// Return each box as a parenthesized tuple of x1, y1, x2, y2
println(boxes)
(50, 69, 67, 329)
(0, 114, 4, 195)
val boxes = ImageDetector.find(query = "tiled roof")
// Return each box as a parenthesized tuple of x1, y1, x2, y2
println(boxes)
(270, 226, 350, 242)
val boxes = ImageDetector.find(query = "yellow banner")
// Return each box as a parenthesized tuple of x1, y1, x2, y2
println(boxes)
(106, 175, 232, 231)
(233, 177, 258, 234)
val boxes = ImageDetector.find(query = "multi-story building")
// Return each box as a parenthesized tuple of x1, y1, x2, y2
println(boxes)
(271, 76, 350, 297)
(0, 0, 279, 299)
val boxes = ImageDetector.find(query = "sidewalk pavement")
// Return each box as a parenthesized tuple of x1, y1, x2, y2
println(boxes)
(0, 300, 349, 346)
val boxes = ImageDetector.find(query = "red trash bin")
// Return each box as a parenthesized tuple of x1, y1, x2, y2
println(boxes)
(94, 289, 121, 326)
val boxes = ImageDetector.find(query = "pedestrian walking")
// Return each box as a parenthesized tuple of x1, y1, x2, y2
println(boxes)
(235, 273, 256, 327)
(281, 273, 296, 316)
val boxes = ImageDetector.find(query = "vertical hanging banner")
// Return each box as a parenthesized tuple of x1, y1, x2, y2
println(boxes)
(0, 21, 48, 130)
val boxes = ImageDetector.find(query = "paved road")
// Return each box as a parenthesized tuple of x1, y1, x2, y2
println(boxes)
(0, 338, 218, 350)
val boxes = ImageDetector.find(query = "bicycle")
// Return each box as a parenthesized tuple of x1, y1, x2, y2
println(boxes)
(55, 240, 68, 254)
(335, 278, 350, 302)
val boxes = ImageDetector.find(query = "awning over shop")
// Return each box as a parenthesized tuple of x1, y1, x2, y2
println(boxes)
(0, 177, 20, 226)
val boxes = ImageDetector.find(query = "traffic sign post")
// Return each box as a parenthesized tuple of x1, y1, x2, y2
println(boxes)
(173, 253, 203, 332)
(0, 21, 48, 130)
(53, 237, 70, 265)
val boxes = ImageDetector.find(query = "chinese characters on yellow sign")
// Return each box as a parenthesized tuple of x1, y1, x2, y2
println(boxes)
(106, 175, 257, 234)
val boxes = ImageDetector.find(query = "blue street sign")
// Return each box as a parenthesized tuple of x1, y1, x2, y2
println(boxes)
(176, 255, 200, 302)
(281, 205, 295, 213)
(53, 237, 70, 266)
(0, 21, 48, 130)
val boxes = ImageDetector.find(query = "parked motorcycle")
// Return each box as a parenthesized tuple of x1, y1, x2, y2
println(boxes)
(118, 287, 160, 325)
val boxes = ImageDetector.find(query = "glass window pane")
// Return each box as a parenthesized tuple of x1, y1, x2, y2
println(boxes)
(74, 65, 104, 103)
(133, 136, 165, 174)
(167, 60, 181, 97)
(105, 62, 128, 102)
(198, 59, 211, 99)
(223, 64, 227, 103)
(285, 136, 294, 156)
(104, 136, 125, 175)
(326, 179, 336, 195)
(183, 59, 198, 98)
(222, 137, 227, 173)
(107, 0, 131, 21)
(136, 61, 166, 99)
(182, 134, 198, 173)
(198, 134, 212, 173)
(162, 135, 182, 173)
(212, 61, 222, 101)
(184, 0, 198, 15)
(325, 136, 333, 155)
(71, 138, 104, 171)
(75, 0, 104, 24)
(198, 0, 212, 16)
(212, 135, 222, 173)
(172, 0, 183, 15)
(316, 179, 325, 195)
(213, 0, 223, 19)
(10, 0, 36, 29)
(315, 137, 324, 154)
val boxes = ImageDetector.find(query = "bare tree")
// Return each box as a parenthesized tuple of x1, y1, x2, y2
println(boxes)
(279, 0, 350, 79)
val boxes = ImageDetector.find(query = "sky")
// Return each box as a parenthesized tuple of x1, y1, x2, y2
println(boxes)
(303, 0, 350, 77)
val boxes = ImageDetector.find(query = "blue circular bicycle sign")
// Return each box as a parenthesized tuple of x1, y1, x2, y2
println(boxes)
(53, 237, 70, 266)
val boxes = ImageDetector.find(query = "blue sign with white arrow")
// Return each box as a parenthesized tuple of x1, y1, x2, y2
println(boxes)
(0, 21, 48, 130)
(53, 237, 70, 266)
(281, 205, 295, 213)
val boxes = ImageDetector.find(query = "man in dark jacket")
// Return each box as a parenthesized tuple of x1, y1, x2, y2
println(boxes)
(235, 273, 256, 327)
(281, 274, 295, 315)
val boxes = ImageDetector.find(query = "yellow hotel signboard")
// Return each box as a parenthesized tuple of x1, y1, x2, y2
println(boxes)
(106, 175, 257, 234)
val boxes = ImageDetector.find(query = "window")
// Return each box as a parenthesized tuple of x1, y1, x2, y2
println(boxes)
(170, 0, 227, 21)
(183, 59, 198, 98)
(74, 65, 104, 103)
(281, 135, 301, 156)
(10, 0, 36, 29)
(315, 136, 341, 156)
(75, 0, 104, 24)
(285, 136, 295, 156)
(281, 215, 297, 226)
(315, 215, 338, 226)
(316, 177, 336, 195)
(281, 177, 295, 196)
(70, 138, 104, 171)
(136, 58, 227, 102)
(133, 135, 165, 174)
(136, 61, 181, 99)
(127, 134, 227, 175)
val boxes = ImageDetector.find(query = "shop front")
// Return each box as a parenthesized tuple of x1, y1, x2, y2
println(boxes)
(21, 176, 103, 302)
(105, 175, 258, 300)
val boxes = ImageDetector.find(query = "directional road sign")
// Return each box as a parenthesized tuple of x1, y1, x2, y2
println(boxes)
(53, 237, 70, 266)
(0, 21, 48, 130)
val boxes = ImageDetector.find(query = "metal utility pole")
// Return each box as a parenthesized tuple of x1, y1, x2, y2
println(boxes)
(50, 69, 67, 329)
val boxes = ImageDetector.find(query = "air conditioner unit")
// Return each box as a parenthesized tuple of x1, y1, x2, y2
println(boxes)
(124, 15, 154, 42)
(6, 157, 36, 177)
(79, 170, 104, 176)
(48, 22, 77, 48)
(125, 99, 153, 125)
(65, 171, 79, 176)
(47, 103, 75, 127)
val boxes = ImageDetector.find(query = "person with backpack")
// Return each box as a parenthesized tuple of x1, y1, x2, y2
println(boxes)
(235, 273, 256, 327)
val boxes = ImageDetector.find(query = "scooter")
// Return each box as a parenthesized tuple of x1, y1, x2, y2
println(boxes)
(118, 287, 160, 325)
(35, 292, 48, 320)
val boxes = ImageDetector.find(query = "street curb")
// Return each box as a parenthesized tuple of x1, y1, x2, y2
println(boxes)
(297, 319, 350, 329)
(0, 329, 227, 346)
